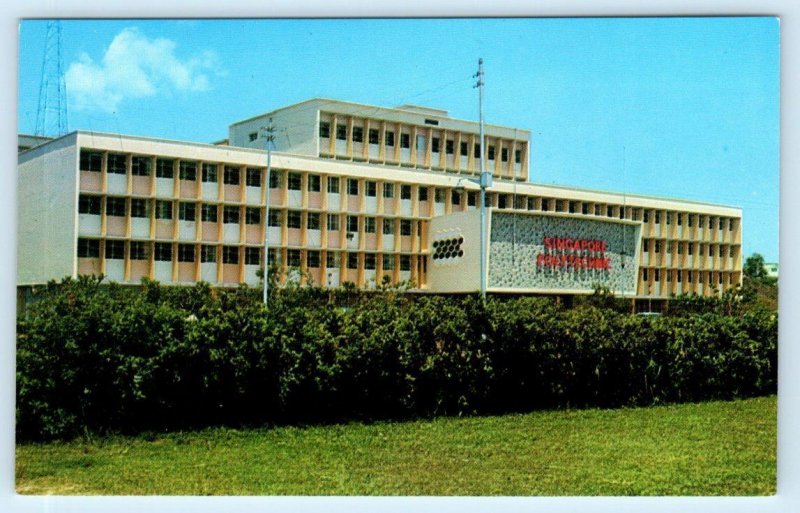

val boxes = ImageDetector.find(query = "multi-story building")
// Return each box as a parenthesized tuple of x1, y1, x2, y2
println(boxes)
(17, 98, 743, 308)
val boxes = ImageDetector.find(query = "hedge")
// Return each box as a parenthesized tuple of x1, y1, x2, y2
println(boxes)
(16, 276, 777, 440)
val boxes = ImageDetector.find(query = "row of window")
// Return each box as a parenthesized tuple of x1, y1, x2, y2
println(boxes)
(79, 195, 424, 234)
(642, 268, 731, 285)
(319, 122, 523, 163)
(81, 151, 265, 186)
(641, 239, 736, 257)
(77, 238, 414, 270)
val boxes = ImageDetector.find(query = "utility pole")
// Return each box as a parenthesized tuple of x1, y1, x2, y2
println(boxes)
(475, 58, 490, 300)
(262, 118, 275, 305)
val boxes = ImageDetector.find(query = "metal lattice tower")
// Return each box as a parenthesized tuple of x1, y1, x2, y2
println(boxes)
(35, 20, 68, 137)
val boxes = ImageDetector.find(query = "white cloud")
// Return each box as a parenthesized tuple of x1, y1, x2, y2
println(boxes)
(65, 27, 221, 113)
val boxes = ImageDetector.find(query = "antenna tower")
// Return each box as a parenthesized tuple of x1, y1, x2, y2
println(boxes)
(35, 20, 68, 137)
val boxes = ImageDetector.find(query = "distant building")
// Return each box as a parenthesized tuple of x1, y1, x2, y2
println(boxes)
(764, 262, 778, 279)
(17, 98, 743, 308)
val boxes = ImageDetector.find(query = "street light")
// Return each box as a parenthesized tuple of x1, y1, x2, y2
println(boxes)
(261, 119, 275, 305)
(455, 171, 491, 300)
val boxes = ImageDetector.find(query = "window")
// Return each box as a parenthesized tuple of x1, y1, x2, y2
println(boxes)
(666, 212, 671, 225)
(106, 197, 127, 217)
(498, 195, 507, 209)
(156, 159, 174, 178)
(655, 211, 661, 224)
(418, 187, 429, 202)
(555, 200, 563, 212)
(245, 247, 260, 265)
(688, 271, 693, 282)
(655, 240, 661, 253)
(677, 213, 683, 226)
(446, 140, 454, 154)
(202, 204, 217, 222)
(688, 242, 694, 255)
(720, 246, 726, 257)
(132, 156, 151, 176)
(327, 176, 340, 194)
(79, 195, 101, 215)
(667, 271, 672, 282)
(105, 240, 125, 260)
(308, 174, 321, 192)
(368, 128, 379, 144)
(699, 272, 705, 284)
(107, 153, 127, 174)
(527, 197, 535, 210)
(654, 269, 660, 282)
(400, 133, 410, 149)
(223, 166, 240, 185)
(416, 135, 425, 150)
(179, 161, 197, 181)
(288, 172, 302, 190)
(131, 198, 149, 218)
(541, 200, 549, 212)
(383, 183, 394, 198)
(223, 246, 238, 264)
(366, 181, 377, 197)
(352, 126, 363, 143)
(581, 203, 588, 215)
(515, 149, 522, 164)
(248, 132, 258, 142)
(178, 202, 196, 221)
(319, 121, 330, 138)
(245, 207, 261, 225)
(327, 214, 340, 231)
(452, 191, 461, 206)
(307, 212, 320, 230)
(432, 137, 440, 153)
(620, 208, 625, 220)
(642, 269, 649, 281)
(365, 217, 376, 233)
(223, 206, 240, 224)
(473, 143, 481, 158)
(488, 145, 495, 160)
(501, 148, 509, 162)
(202, 164, 218, 183)
(336, 124, 347, 140)
(287, 249, 301, 267)
(130, 241, 148, 260)
(307, 250, 321, 268)
(435, 188, 445, 203)
(327, 251, 339, 269)
(401, 184, 411, 200)
(246, 168, 261, 187)
(400, 219, 412, 236)
(677, 271, 682, 282)
(365, 253, 376, 270)
(347, 178, 359, 195)
(688, 214, 695, 226)
(400, 255, 411, 271)
(347, 253, 359, 269)
(729, 219, 735, 231)
(347, 215, 359, 233)
(287, 211, 301, 229)
(460, 141, 468, 156)
(268, 210, 282, 227)
(643, 210, 650, 223)
(643, 241, 649, 253)
(568, 202, 576, 214)
(385, 131, 395, 147)
(268, 248, 281, 266)
(80, 151, 102, 172)
(667, 241, 673, 253)
(632, 208, 640, 221)
(709, 217, 715, 229)
(607, 206, 614, 217)
(201, 245, 216, 263)
(677, 243, 683, 255)
(269, 170, 281, 189)
(77, 238, 100, 257)
(383, 254, 395, 270)
(178, 244, 195, 262)
(154, 242, 172, 261)
(383, 219, 395, 235)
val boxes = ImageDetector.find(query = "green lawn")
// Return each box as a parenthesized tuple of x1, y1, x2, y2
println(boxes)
(16, 395, 776, 496)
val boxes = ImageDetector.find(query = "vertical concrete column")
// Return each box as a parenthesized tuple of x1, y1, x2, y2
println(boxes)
(454, 132, 462, 173)
(346, 116, 354, 160)
(425, 127, 433, 168)
(379, 121, 387, 163)
(363, 118, 370, 161)
(394, 123, 402, 162)
(410, 125, 418, 165)
(329, 114, 338, 156)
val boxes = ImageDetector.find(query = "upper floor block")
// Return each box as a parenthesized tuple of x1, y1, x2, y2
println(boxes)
(227, 98, 531, 182)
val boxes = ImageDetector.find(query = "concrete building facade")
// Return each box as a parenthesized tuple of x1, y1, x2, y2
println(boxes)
(17, 99, 743, 302)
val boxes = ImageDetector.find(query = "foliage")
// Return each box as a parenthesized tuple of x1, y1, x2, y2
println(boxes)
(743, 253, 767, 281)
(16, 277, 777, 440)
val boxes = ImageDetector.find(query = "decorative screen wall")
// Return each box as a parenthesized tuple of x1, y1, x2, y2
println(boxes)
(488, 212, 641, 294)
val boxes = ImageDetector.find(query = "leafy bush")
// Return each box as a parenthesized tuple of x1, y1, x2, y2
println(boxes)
(16, 277, 777, 440)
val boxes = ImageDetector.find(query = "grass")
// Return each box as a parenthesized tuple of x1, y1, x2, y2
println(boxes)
(16, 395, 776, 496)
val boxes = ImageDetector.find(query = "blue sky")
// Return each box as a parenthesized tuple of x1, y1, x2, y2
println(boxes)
(18, 17, 780, 261)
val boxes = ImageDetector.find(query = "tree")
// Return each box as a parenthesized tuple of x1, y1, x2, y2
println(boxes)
(743, 253, 767, 281)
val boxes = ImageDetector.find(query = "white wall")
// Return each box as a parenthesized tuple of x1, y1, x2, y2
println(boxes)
(17, 135, 79, 285)
(426, 209, 483, 293)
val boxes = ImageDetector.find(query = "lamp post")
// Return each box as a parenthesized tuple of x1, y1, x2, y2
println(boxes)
(261, 118, 274, 305)
(475, 58, 490, 300)
(455, 172, 490, 300)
